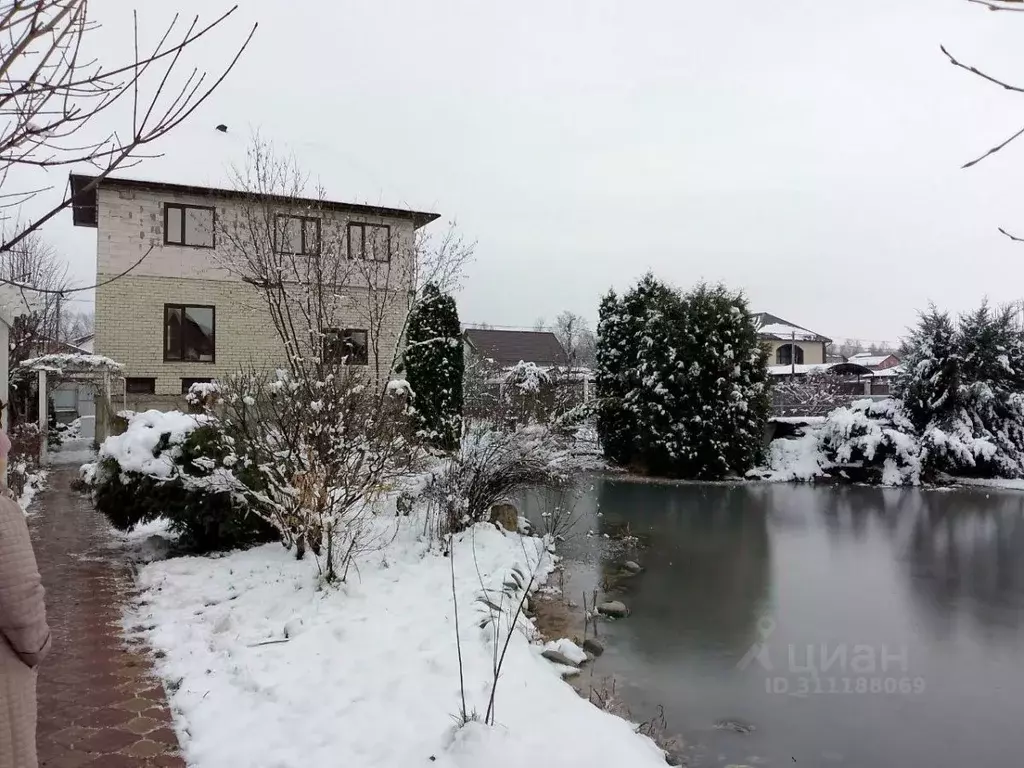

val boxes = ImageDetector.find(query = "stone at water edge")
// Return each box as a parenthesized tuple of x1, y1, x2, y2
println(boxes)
(582, 637, 605, 656)
(596, 600, 628, 618)
(489, 503, 519, 532)
(541, 648, 581, 668)
(623, 560, 643, 574)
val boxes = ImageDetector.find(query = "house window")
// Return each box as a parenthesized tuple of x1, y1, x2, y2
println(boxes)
(776, 344, 804, 366)
(164, 204, 215, 248)
(347, 223, 390, 262)
(181, 378, 213, 395)
(275, 215, 321, 255)
(125, 377, 156, 395)
(323, 328, 369, 366)
(164, 305, 216, 362)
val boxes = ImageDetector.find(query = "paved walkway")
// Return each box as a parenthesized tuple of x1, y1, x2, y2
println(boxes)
(28, 467, 185, 768)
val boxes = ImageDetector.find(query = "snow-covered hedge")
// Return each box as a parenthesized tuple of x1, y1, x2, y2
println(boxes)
(760, 303, 1024, 486)
(757, 399, 925, 485)
(84, 410, 276, 551)
(758, 397, 1024, 486)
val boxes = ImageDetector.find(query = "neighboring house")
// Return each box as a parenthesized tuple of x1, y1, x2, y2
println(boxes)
(754, 312, 832, 366)
(848, 351, 900, 370)
(70, 174, 439, 411)
(462, 328, 590, 417)
(462, 328, 569, 369)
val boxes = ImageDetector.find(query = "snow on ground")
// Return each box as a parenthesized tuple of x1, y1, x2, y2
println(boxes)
(955, 477, 1024, 491)
(129, 516, 667, 768)
(17, 467, 47, 513)
(757, 430, 826, 482)
(48, 437, 97, 467)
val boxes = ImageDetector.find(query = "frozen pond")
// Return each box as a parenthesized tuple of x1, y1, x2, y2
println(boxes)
(523, 478, 1024, 767)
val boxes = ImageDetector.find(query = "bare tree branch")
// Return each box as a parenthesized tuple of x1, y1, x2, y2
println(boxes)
(0, 1, 257, 260)
(967, 0, 1024, 11)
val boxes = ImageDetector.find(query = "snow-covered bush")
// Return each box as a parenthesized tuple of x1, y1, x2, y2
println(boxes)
(7, 423, 43, 499)
(401, 282, 463, 451)
(894, 302, 1024, 479)
(423, 424, 570, 538)
(86, 410, 276, 550)
(205, 367, 416, 581)
(595, 275, 770, 479)
(759, 399, 925, 485)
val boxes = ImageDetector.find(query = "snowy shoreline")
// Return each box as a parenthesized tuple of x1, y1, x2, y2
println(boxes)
(125, 512, 669, 768)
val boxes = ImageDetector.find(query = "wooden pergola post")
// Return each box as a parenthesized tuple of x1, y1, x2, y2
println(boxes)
(38, 368, 47, 465)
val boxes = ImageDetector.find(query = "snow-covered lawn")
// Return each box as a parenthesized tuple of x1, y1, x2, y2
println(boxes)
(129, 517, 667, 768)
(955, 476, 1024, 491)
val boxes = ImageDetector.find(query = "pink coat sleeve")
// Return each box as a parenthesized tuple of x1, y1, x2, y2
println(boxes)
(0, 496, 50, 667)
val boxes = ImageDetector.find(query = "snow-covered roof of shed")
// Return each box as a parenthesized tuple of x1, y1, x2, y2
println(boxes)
(21, 353, 124, 374)
(767, 362, 875, 377)
(848, 353, 898, 367)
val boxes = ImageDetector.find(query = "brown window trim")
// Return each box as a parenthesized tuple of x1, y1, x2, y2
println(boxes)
(164, 203, 217, 249)
(346, 222, 391, 262)
(274, 214, 321, 255)
(125, 377, 156, 395)
(164, 303, 217, 363)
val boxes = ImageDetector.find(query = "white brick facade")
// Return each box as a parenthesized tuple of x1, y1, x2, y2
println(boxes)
(86, 180, 429, 398)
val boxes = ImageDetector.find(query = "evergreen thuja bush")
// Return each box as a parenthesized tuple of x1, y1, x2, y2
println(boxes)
(594, 275, 770, 479)
(90, 420, 276, 552)
(403, 282, 464, 451)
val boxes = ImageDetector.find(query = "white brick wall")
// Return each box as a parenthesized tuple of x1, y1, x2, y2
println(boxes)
(94, 183, 418, 396)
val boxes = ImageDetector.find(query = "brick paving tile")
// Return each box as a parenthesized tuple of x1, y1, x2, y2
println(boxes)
(29, 468, 187, 767)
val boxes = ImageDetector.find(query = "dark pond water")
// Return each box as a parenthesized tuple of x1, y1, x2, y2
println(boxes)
(521, 477, 1024, 767)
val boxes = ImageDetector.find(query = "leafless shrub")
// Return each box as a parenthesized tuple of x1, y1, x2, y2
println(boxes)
(196, 369, 414, 583)
(535, 484, 589, 542)
(423, 424, 570, 539)
(771, 372, 848, 417)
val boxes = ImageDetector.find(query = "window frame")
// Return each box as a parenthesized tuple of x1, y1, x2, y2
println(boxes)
(274, 214, 322, 256)
(163, 203, 217, 249)
(163, 303, 217, 364)
(323, 327, 369, 366)
(125, 377, 156, 395)
(346, 222, 391, 262)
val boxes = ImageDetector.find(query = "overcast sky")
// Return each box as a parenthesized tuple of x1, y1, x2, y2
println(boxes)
(32, 0, 1024, 345)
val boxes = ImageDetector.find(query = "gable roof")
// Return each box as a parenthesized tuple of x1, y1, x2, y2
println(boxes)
(849, 352, 899, 368)
(68, 173, 441, 229)
(463, 328, 568, 368)
(753, 312, 831, 343)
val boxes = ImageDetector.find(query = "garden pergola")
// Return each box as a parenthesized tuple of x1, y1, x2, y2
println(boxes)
(20, 353, 124, 462)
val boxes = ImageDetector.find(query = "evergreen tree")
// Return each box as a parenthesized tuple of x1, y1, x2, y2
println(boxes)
(893, 306, 959, 431)
(402, 283, 464, 451)
(594, 275, 770, 479)
(595, 289, 632, 465)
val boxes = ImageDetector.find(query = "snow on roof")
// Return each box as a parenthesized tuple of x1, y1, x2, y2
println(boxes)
(767, 362, 878, 377)
(767, 364, 832, 376)
(753, 312, 830, 342)
(758, 323, 821, 341)
(21, 353, 124, 373)
(849, 353, 896, 367)
(869, 365, 903, 377)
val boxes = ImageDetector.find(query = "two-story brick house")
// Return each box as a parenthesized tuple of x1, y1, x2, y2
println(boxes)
(70, 174, 439, 409)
